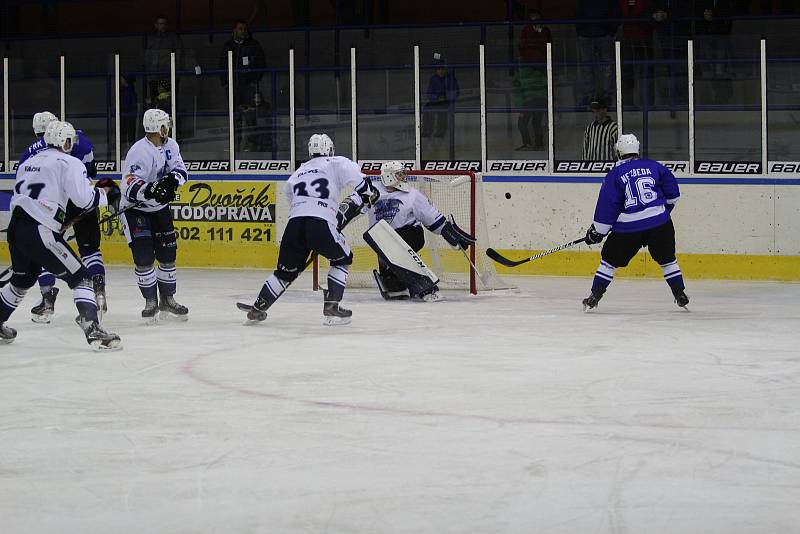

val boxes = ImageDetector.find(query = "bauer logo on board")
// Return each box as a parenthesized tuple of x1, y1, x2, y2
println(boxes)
(487, 160, 547, 172)
(554, 161, 615, 173)
(95, 161, 117, 172)
(359, 161, 415, 172)
(422, 161, 481, 172)
(235, 160, 291, 172)
(767, 162, 800, 174)
(185, 161, 231, 172)
(694, 162, 761, 174)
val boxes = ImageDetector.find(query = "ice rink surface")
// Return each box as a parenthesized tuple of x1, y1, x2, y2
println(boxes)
(1, 267, 798, 534)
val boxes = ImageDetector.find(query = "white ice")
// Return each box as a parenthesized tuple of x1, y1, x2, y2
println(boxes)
(1, 268, 799, 534)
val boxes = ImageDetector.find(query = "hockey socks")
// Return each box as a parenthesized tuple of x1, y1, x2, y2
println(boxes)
(73, 279, 99, 323)
(0, 284, 27, 322)
(257, 274, 291, 310)
(136, 266, 158, 300)
(38, 270, 56, 292)
(326, 265, 349, 302)
(157, 263, 177, 296)
(81, 250, 106, 277)
(591, 260, 616, 293)
(660, 260, 685, 291)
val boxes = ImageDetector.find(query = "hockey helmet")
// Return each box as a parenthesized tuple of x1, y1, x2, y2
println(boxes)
(44, 121, 78, 153)
(143, 108, 171, 139)
(33, 111, 58, 135)
(615, 134, 640, 159)
(380, 161, 409, 191)
(308, 133, 335, 158)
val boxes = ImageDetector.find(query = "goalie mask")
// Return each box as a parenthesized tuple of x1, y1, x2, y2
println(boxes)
(32, 111, 58, 135)
(380, 161, 409, 191)
(143, 108, 171, 140)
(308, 133, 335, 158)
(44, 121, 78, 154)
(615, 134, 640, 159)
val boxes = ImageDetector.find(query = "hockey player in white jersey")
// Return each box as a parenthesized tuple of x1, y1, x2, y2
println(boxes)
(239, 133, 379, 325)
(0, 121, 121, 349)
(366, 161, 475, 301)
(120, 109, 189, 323)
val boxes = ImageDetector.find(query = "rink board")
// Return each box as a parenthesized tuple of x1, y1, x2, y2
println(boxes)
(0, 173, 798, 281)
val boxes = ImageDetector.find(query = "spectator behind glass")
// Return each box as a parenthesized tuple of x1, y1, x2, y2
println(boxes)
(144, 16, 184, 109)
(576, 0, 621, 105)
(515, 8, 551, 151)
(218, 21, 266, 149)
(619, 0, 655, 105)
(694, 0, 734, 103)
(583, 97, 619, 161)
(422, 54, 460, 139)
(650, 1, 692, 102)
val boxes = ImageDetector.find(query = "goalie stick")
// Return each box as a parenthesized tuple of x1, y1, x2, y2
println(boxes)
(486, 237, 587, 268)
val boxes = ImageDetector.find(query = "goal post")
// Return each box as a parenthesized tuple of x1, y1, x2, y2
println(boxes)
(312, 169, 511, 295)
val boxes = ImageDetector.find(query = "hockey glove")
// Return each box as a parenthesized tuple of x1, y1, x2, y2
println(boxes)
(441, 221, 476, 250)
(585, 224, 606, 245)
(355, 179, 380, 207)
(104, 186, 122, 214)
(143, 173, 179, 204)
(336, 197, 362, 231)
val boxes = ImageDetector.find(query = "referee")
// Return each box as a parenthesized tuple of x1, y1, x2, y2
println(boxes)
(582, 97, 618, 161)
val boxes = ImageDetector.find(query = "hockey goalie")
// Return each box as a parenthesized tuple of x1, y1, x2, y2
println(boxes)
(358, 161, 475, 301)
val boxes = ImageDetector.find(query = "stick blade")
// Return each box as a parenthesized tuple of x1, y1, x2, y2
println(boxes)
(485, 248, 527, 267)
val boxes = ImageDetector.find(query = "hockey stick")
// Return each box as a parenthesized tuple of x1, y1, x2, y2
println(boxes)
(0, 204, 138, 286)
(448, 214, 492, 289)
(486, 237, 587, 268)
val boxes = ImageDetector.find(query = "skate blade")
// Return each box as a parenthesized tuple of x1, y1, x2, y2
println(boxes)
(158, 310, 189, 322)
(31, 313, 53, 324)
(143, 315, 159, 326)
(323, 316, 351, 326)
(1, 337, 15, 345)
(420, 293, 443, 303)
(90, 339, 122, 352)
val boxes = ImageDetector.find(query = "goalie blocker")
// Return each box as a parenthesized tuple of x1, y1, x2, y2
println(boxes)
(364, 220, 440, 300)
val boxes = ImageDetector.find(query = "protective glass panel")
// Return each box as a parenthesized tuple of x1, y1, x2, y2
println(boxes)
(356, 45, 415, 161)
(118, 37, 147, 156)
(174, 46, 229, 162)
(294, 31, 352, 164)
(553, 36, 618, 163)
(419, 41, 480, 163)
(485, 23, 550, 160)
(620, 23, 689, 162)
(64, 48, 116, 169)
(8, 56, 60, 162)
(767, 35, 800, 161)
(693, 36, 761, 163)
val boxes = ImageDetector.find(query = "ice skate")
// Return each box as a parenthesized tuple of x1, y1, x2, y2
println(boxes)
(31, 287, 59, 324)
(323, 290, 352, 326)
(142, 297, 159, 325)
(418, 287, 443, 302)
(582, 288, 606, 312)
(159, 294, 189, 321)
(673, 288, 690, 309)
(240, 297, 268, 324)
(75, 316, 121, 351)
(0, 323, 17, 344)
(93, 274, 107, 319)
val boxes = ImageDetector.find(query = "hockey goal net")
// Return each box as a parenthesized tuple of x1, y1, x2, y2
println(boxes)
(313, 170, 510, 295)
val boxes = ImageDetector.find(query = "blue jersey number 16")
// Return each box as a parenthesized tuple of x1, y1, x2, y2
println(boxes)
(622, 176, 657, 208)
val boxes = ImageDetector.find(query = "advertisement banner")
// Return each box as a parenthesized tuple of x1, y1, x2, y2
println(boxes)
(99, 179, 278, 268)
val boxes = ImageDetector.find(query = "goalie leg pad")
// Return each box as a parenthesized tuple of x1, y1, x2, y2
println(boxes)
(364, 220, 439, 299)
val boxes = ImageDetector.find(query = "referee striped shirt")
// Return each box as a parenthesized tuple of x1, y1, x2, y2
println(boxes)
(582, 118, 618, 161)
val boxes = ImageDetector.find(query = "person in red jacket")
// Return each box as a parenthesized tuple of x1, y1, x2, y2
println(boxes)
(518, 8, 552, 64)
(619, 0, 655, 104)
(515, 8, 551, 150)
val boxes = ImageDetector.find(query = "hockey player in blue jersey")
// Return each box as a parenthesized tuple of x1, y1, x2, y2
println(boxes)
(20, 111, 117, 322)
(582, 134, 689, 310)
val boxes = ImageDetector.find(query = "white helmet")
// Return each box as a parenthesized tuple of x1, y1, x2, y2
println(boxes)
(32, 111, 58, 135)
(308, 133, 334, 158)
(615, 134, 640, 159)
(44, 121, 78, 153)
(380, 161, 409, 191)
(143, 108, 171, 138)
